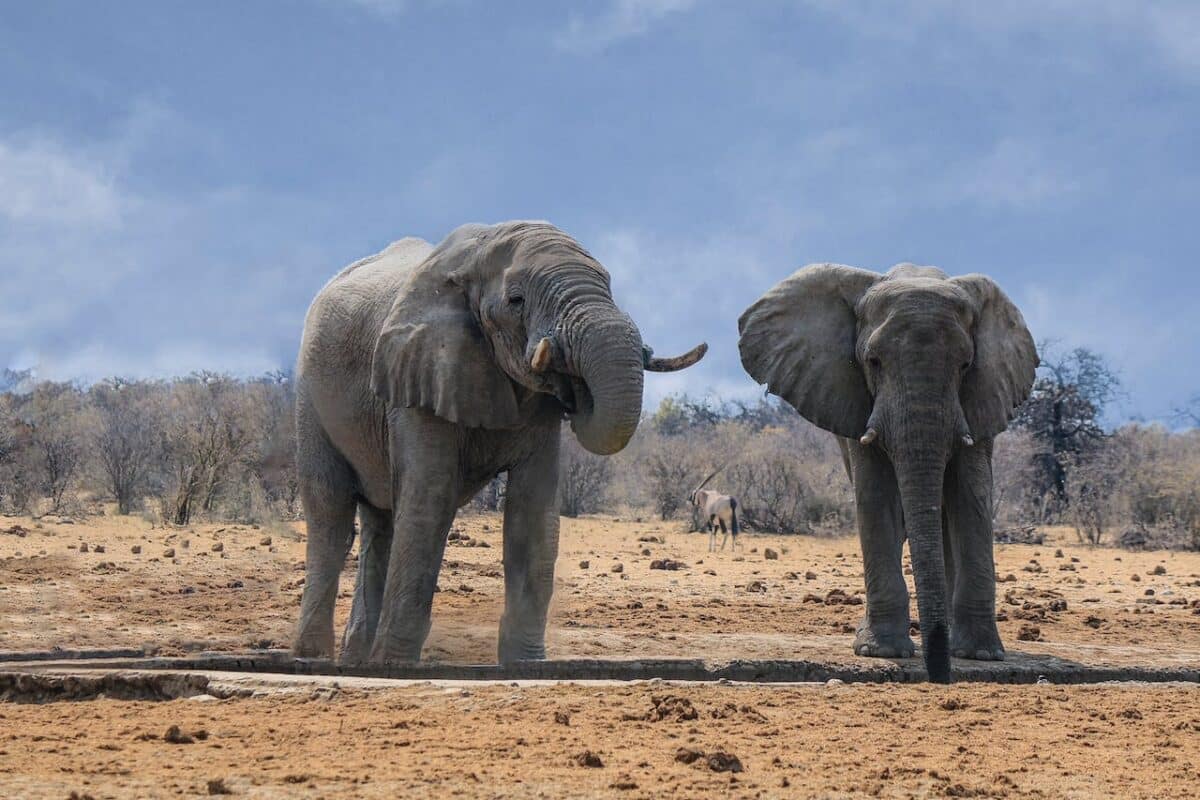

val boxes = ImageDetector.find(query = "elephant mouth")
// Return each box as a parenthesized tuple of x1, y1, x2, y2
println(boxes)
(547, 373, 591, 417)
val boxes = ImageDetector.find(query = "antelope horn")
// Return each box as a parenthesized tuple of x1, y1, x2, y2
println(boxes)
(643, 342, 708, 372)
(692, 465, 724, 494)
(530, 337, 554, 373)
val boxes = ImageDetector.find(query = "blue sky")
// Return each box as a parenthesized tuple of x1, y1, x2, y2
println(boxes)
(2, 1, 1197, 422)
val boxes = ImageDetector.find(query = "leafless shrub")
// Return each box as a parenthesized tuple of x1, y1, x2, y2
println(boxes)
(558, 433, 612, 517)
(90, 379, 165, 515)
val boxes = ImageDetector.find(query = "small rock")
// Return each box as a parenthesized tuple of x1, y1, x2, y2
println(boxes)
(745, 580, 767, 593)
(211, 542, 224, 553)
(554, 711, 570, 726)
(260, 536, 272, 546)
(675, 747, 705, 765)
(163, 548, 175, 558)
(611, 563, 624, 574)
(650, 559, 685, 571)
(206, 778, 233, 795)
(1151, 565, 1166, 576)
(579, 560, 590, 570)
(804, 570, 817, 580)
(1017, 625, 1042, 642)
(706, 751, 744, 773)
(164, 725, 195, 744)
(79, 543, 89, 553)
(131, 545, 142, 554)
(764, 548, 779, 560)
(1130, 574, 1141, 582)
(572, 750, 604, 768)
(641, 547, 651, 556)
(93, 544, 105, 554)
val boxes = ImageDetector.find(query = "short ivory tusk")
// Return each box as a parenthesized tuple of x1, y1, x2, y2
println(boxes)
(859, 428, 878, 446)
(962, 434, 975, 447)
(531, 337, 553, 372)
(643, 342, 708, 372)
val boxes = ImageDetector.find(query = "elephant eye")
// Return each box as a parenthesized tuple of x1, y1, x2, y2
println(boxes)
(508, 294, 525, 307)
(866, 355, 881, 369)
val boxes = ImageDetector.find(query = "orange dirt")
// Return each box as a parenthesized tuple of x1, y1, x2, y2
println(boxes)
(1, 512, 1199, 798)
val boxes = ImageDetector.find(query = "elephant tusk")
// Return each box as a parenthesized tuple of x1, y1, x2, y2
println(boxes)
(531, 337, 553, 372)
(860, 428, 878, 446)
(643, 342, 708, 372)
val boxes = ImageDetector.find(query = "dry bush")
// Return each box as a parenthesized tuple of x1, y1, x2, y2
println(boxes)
(558, 433, 612, 517)
(90, 379, 166, 515)
(22, 383, 92, 513)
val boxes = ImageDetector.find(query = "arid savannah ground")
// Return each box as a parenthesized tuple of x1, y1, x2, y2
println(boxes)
(1, 512, 1198, 798)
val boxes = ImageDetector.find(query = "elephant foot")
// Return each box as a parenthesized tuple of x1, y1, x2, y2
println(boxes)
(498, 627, 547, 664)
(951, 619, 1006, 661)
(292, 635, 333, 660)
(853, 618, 916, 659)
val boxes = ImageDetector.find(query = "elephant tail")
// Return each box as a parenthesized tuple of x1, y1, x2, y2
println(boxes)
(729, 498, 739, 535)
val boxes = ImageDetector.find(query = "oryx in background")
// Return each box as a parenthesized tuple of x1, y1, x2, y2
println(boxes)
(689, 467, 740, 551)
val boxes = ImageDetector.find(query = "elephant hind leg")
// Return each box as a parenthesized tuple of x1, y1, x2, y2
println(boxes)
(340, 501, 393, 664)
(293, 417, 358, 659)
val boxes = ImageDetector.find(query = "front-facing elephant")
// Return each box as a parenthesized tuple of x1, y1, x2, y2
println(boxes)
(738, 264, 1036, 683)
(292, 222, 705, 665)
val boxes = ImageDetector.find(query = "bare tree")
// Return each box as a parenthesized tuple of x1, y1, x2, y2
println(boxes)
(91, 379, 165, 514)
(161, 373, 256, 525)
(558, 433, 612, 517)
(22, 382, 91, 513)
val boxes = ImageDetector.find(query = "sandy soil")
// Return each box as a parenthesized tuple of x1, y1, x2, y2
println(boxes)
(1, 680, 1198, 798)
(1, 512, 1197, 667)
(1, 512, 1199, 798)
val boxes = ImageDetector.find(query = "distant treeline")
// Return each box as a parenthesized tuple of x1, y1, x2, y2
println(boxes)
(2, 347, 1198, 550)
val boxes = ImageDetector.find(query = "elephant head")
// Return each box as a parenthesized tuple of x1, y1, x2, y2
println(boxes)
(372, 222, 706, 455)
(738, 263, 1036, 682)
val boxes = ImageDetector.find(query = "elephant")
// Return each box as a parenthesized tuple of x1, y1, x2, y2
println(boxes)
(738, 263, 1036, 683)
(292, 221, 706, 665)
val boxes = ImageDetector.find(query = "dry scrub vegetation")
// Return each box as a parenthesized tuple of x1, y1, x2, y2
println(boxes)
(2, 345, 1198, 552)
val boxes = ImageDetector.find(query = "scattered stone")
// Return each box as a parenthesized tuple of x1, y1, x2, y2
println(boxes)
(572, 750, 604, 768)
(1048, 598, 1068, 612)
(164, 725, 195, 744)
(131, 545, 141, 554)
(675, 747, 705, 765)
(260, 536, 272, 546)
(93, 544, 105, 554)
(79, 542, 89, 553)
(164, 548, 175, 558)
(804, 570, 817, 580)
(704, 569, 717, 576)
(1017, 625, 1042, 642)
(745, 580, 767, 593)
(824, 588, 847, 605)
(706, 751, 744, 773)
(650, 559, 685, 571)
(579, 560, 590, 570)
(641, 547, 651, 556)
(646, 694, 698, 722)
(939, 697, 968, 711)
(998, 573, 1017, 583)
(1151, 565, 1166, 576)
(764, 548, 779, 560)
(1054, 549, 1064, 558)
(211, 542, 224, 553)
(637, 535, 663, 544)
(611, 562, 624, 573)
(554, 711, 570, 726)
(610, 775, 638, 790)
(1085, 615, 1103, 629)
(1130, 574, 1141, 582)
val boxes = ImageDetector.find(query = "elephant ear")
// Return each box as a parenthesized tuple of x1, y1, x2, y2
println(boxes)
(738, 264, 880, 438)
(372, 272, 522, 429)
(952, 274, 1038, 439)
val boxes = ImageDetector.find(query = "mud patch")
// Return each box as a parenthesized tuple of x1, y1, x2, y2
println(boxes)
(0, 671, 216, 703)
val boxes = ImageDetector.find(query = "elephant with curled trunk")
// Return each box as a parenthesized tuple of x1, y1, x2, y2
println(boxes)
(292, 221, 705, 665)
(738, 264, 1036, 683)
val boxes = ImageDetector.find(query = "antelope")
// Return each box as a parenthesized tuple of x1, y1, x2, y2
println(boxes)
(689, 467, 740, 551)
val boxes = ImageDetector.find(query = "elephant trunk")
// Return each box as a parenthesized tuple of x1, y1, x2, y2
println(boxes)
(563, 310, 645, 456)
(889, 396, 954, 683)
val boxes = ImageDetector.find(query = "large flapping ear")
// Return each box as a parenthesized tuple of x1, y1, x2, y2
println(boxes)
(371, 231, 522, 429)
(738, 264, 880, 438)
(951, 274, 1038, 439)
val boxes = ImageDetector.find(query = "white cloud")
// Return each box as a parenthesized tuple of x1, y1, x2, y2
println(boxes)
(0, 138, 123, 227)
(555, 0, 698, 53)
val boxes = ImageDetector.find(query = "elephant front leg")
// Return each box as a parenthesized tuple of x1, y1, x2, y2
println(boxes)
(368, 420, 461, 664)
(848, 443, 915, 659)
(340, 502, 393, 664)
(498, 430, 560, 663)
(945, 440, 1005, 661)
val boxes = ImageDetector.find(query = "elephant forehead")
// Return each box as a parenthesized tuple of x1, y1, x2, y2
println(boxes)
(860, 279, 972, 318)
